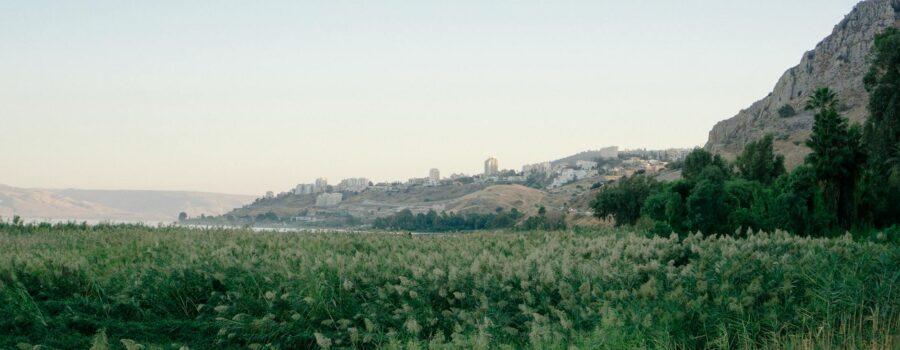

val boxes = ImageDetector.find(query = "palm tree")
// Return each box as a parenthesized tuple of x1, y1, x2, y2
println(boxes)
(805, 87, 838, 113)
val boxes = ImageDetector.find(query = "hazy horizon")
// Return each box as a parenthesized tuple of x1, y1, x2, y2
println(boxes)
(1, 1, 861, 195)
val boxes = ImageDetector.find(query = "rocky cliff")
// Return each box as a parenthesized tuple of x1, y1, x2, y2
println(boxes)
(705, 0, 900, 168)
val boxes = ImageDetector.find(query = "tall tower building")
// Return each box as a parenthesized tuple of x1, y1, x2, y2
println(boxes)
(484, 157, 498, 176)
(429, 168, 440, 184)
(315, 177, 328, 192)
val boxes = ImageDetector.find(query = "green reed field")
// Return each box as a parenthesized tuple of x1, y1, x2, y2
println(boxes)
(1, 223, 898, 349)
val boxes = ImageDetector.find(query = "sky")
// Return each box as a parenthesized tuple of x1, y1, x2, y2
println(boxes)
(0, 0, 862, 195)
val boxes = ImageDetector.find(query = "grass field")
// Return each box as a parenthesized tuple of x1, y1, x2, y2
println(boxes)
(1, 223, 898, 349)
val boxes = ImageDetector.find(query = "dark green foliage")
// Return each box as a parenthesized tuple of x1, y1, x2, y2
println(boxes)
(681, 148, 729, 181)
(685, 176, 734, 235)
(805, 86, 838, 112)
(735, 134, 785, 184)
(778, 104, 797, 118)
(591, 175, 661, 226)
(640, 152, 841, 237)
(372, 208, 527, 232)
(863, 27, 900, 165)
(724, 179, 772, 233)
(861, 27, 900, 227)
(805, 87, 865, 229)
(254, 211, 279, 221)
(643, 184, 688, 233)
(518, 208, 566, 231)
(636, 129, 846, 236)
(770, 165, 836, 236)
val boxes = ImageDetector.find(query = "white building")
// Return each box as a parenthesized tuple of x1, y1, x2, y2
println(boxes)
(264, 191, 275, 199)
(549, 169, 591, 188)
(484, 157, 499, 176)
(522, 162, 552, 176)
(315, 193, 343, 206)
(337, 178, 369, 192)
(315, 177, 328, 192)
(294, 183, 316, 195)
(407, 177, 428, 186)
(428, 168, 440, 185)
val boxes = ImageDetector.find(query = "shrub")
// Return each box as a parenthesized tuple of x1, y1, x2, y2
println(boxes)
(778, 104, 797, 118)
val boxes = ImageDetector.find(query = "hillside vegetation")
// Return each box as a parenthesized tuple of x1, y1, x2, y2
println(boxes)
(1, 223, 898, 349)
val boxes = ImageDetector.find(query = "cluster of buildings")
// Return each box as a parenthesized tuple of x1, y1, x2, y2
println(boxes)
(259, 147, 689, 208)
(336, 178, 370, 192)
(287, 177, 362, 207)
(293, 177, 330, 195)
(522, 162, 552, 176)
(619, 148, 691, 162)
(240, 146, 702, 226)
(550, 168, 594, 188)
(517, 146, 688, 189)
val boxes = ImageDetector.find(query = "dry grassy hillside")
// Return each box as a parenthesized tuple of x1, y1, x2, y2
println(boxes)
(445, 184, 550, 215)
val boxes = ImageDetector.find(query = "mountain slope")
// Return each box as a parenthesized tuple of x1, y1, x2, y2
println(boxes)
(0, 184, 254, 222)
(705, 0, 900, 167)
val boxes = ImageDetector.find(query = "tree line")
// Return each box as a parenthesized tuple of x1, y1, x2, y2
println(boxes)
(592, 28, 900, 238)
(372, 206, 566, 232)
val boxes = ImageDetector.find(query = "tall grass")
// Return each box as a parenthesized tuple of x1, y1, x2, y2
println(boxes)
(0, 223, 898, 349)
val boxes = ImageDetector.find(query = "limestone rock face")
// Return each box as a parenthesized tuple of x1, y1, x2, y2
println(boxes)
(705, 0, 900, 168)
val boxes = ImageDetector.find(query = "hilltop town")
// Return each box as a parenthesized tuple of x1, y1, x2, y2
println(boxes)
(188, 146, 692, 228)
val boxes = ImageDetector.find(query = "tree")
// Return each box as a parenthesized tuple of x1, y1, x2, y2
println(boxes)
(642, 189, 688, 234)
(178, 212, 188, 221)
(519, 207, 566, 231)
(591, 175, 661, 226)
(804, 87, 865, 229)
(682, 148, 729, 181)
(735, 134, 785, 184)
(805, 86, 838, 113)
(770, 165, 835, 236)
(685, 177, 734, 235)
(860, 27, 900, 227)
(724, 178, 774, 234)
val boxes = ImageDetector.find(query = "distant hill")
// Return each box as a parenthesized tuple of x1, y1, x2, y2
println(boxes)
(0, 184, 255, 222)
(551, 148, 615, 167)
(706, 0, 900, 168)
(224, 183, 494, 221)
(445, 184, 551, 215)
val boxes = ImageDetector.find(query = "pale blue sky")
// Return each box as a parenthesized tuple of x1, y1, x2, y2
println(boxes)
(1, 1, 861, 195)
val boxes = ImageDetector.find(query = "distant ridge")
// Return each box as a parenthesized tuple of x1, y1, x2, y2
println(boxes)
(0, 184, 255, 222)
(551, 148, 615, 167)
